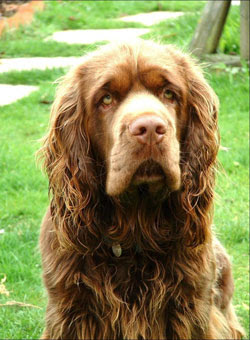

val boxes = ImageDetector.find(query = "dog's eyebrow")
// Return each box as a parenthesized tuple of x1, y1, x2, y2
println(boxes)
(139, 70, 167, 88)
(139, 68, 184, 97)
(98, 81, 111, 91)
(95, 71, 132, 96)
(139, 66, 179, 81)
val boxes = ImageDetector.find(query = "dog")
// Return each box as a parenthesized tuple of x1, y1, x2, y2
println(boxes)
(39, 39, 244, 339)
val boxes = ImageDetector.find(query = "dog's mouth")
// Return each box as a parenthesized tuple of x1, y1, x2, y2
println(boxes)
(132, 160, 165, 185)
(106, 149, 181, 197)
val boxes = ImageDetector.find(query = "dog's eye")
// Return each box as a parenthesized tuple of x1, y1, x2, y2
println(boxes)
(102, 94, 113, 105)
(163, 89, 174, 100)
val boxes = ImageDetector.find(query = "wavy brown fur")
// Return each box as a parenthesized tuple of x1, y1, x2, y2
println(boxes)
(39, 40, 244, 339)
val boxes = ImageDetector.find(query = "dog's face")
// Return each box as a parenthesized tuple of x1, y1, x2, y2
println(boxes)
(44, 38, 219, 249)
(46, 39, 218, 206)
(83, 41, 189, 196)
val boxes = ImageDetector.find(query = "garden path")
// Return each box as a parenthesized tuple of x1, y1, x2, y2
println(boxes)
(0, 4, 239, 106)
(0, 83, 38, 106)
(1, 10, 176, 106)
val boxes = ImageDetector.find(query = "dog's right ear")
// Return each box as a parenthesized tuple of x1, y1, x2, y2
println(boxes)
(39, 64, 101, 253)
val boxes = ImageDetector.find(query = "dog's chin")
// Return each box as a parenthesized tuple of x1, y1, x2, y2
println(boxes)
(118, 160, 180, 200)
(132, 160, 164, 182)
(130, 160, 166, 193)
(106, 159, 181, 197)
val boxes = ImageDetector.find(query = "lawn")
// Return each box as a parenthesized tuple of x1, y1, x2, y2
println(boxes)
(0, 1, 249, 339)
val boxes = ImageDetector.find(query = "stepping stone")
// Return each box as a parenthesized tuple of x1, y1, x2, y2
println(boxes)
(0, 57, 81, 73)
(119, 11, 184, 26)
(0, 84, 38, 106)
(47, 28, 150, 45)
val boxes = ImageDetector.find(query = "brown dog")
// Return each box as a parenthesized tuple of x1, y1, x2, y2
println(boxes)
(39, 39, 244, 339)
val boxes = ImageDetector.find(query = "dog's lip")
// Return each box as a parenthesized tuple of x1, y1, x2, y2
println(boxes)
(132, 174, 165, 185)
(132, 160, 165, 184)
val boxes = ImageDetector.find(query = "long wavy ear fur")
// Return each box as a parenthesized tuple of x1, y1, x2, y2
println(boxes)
(39, 65, 101, 253)
(178, 56, 219, 247)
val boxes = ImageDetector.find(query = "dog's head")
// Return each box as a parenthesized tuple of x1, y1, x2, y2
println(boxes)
(41, 39, 219, 249)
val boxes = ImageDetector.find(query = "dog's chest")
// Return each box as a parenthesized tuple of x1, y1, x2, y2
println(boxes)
(82, 253, 170, 338)
(75, 249, 207, 339)
(102, 264, 167, 339)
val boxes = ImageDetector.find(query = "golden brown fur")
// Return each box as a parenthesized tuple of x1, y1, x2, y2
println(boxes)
(39, 40, 244, 339)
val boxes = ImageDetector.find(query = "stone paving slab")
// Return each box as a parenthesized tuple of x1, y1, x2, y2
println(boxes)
(48, 28, 150, 45)
(0, 84, 38, 106)
(0, 57, 81, 73)
(119, 11, 183, 26)
(1, 5, 240, 106)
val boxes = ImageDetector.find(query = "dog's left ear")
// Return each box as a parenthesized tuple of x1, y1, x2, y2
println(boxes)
(184, 62, 219, 170)
(179, 57, 220, 247)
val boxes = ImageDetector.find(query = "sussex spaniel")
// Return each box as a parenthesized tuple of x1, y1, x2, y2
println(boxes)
(39, 39, 244, 339)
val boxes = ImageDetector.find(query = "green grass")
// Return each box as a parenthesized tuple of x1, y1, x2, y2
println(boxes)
(0, 1, 248, 339)
(0, 88, 52, 338)
(144, 12, 201, 49)
(211, 71, 249, 331)
(0, 68, 65, 85)
(0, 0, 205, 58)
(219, 5, 241, 54)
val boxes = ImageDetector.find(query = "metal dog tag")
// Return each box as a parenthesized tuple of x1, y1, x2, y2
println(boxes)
(112, 243, 122, 257)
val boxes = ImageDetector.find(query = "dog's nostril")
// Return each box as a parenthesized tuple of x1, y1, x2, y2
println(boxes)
(156, 124, 167, 135)
(139, 127, 147, 135)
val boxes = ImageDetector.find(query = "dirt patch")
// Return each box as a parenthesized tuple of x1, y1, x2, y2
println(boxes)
(0, 1, 30, 18)
(0, 0, 45, 36)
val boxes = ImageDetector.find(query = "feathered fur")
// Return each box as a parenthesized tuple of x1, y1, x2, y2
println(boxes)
(39, 40, 244, 339)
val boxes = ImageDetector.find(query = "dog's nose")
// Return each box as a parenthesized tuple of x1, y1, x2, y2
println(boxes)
(129, 115, 167, 145)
